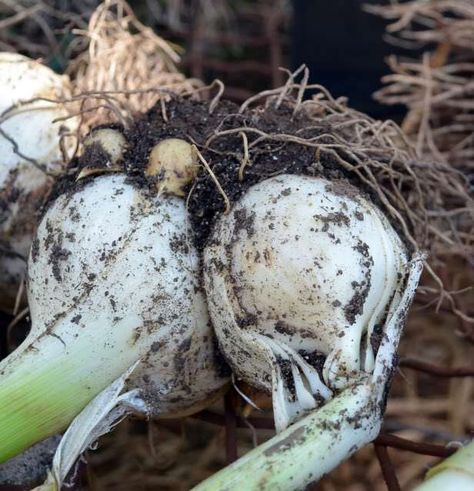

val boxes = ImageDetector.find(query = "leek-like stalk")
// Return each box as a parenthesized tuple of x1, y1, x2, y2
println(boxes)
(415, 441, 474, 491)
(193, 382, 381, 491)
(34, 364, 142, 491)
(0, 314, 141, 462)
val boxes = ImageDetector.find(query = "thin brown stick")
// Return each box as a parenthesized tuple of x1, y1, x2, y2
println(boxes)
(399, 358, 474, 377)
(0, 3, 43, 30)
(0, 127, 51, 176)
(192, 410, 275, 430)
(193, 409, 459, 460)
(375, 433, 456, 458)
(6, 306, 29, 352)
(374, 444, 402, 491)
(224, 393, 238, 464)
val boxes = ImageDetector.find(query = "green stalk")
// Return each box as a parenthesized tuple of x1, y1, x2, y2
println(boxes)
(415, 441, 474, 490)
(0, 314, 141, 463)
(193, 382, 381, 491)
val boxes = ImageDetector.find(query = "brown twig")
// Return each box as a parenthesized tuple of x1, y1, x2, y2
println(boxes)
(194, 409, 460, 461)
(224, 392, 238, 464)
(375, 433, 457, 458)
(192, 410, 275, 430)
(374, 444, 402, 491)
(399, 358, 474, 377)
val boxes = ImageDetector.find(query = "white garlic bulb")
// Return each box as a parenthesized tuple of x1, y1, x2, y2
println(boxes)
(0, 53, 77, 310)
(27, 174, 226, 414)
(204, 174, 409, 431)
(0, 144, 228, 461)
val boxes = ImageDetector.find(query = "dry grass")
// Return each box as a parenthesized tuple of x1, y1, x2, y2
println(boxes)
(368, 0, 474, 173)
(68, 0, 202, 130)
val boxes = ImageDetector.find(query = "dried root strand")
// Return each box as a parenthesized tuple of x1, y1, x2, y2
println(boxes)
(68, 0, 202, 130)
(369, 1, 474, 173)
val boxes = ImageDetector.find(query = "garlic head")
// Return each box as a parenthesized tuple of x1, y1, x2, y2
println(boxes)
(204, 174, 409, 430)
(0, 172, 228, 462)
(0, 53, 77, 309)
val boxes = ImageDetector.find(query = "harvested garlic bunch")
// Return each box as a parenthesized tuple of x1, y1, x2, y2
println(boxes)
(204, 174, 409, 431)
(0, 135, 228, 463)
(0, 53, 77, 310)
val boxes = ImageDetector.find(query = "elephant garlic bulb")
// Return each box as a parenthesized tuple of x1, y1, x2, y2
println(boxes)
(204, 174, 410, 431)
(0, 53, 77, 310)
(0, 136, 228, 463)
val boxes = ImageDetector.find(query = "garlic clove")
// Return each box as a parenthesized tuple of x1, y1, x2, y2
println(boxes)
(76, 128, 127, 180)
(204, 174, 409, 430)
(84, 128, 127, 164)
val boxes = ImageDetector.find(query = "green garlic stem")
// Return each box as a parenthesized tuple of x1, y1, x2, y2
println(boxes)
(415, 441, 474, 490)
(0, 317, 140, 463)
(193, 382, 381, 491)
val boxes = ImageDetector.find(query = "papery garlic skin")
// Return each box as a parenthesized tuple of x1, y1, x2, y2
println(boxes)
(0, 174, 227, 462)
(204, 174, 408, 431)
(0, 53, 77, 310)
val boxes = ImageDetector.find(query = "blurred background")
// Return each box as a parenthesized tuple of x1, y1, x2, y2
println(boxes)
(0, 0, 411, 117)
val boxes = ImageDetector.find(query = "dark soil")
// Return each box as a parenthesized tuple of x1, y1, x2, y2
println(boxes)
(123, 96, 404, 251)
(45, 96, 412, 256)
